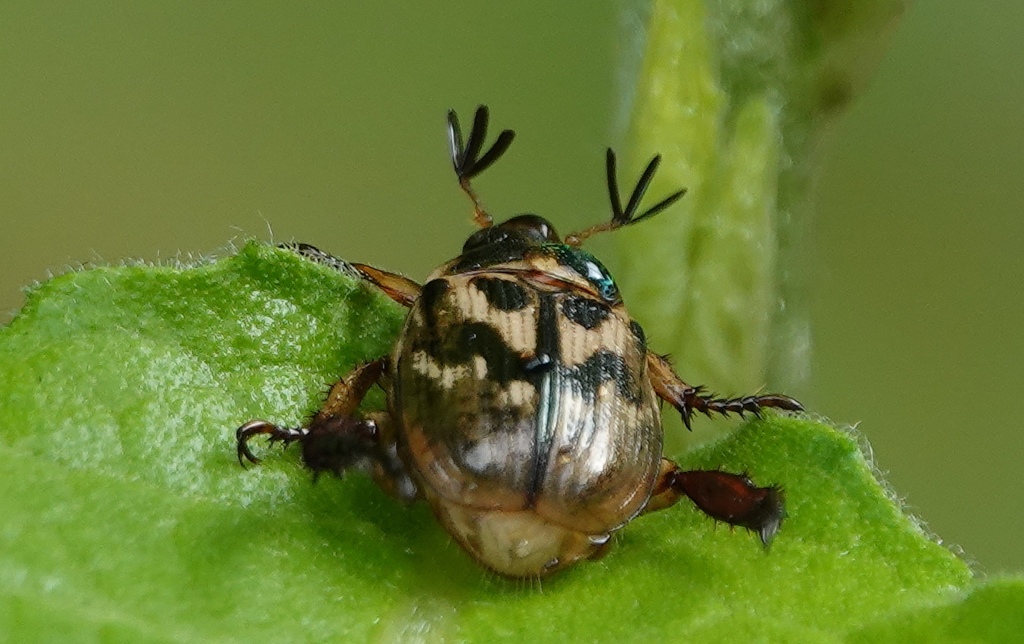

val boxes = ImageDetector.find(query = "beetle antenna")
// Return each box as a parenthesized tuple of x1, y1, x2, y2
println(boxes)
(447, 105, 516, 229)
(565, 148, 686, 246)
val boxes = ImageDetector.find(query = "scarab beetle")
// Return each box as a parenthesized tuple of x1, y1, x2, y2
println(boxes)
(236, 106, 803, 578)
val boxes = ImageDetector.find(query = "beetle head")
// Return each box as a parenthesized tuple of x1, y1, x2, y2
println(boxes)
(462, 214, 560, 254)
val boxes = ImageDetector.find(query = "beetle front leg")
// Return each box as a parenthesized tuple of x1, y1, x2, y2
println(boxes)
(350, 263, 422, 308)
(236, 360, 418, 500)
(281, 242, 364, 280)
(279, 242, 422, 308)
(646, 353, 803, 430)
(644, 458, 785, 548)
(237, 358, 385, 470)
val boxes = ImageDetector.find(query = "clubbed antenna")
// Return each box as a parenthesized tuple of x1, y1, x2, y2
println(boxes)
(566, 148, 686, 246)
(447, 105, 516, 228)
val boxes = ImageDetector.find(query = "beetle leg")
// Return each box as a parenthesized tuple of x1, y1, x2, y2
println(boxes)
(447, 105, 516, 228)
(277, 242, 422, 308)
(645, 352, 803, 430)
(235, 360, 418, 500)
(280, 242, 363, 280)
(236, 359, 385, 467)
(350, 263, 422, 308)
(236, 421, 306, 466)
(645, 458, 785, 548)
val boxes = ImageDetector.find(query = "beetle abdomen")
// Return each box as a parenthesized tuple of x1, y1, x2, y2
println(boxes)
(394, 273, 662, 545)
(428, 495, 611, 577)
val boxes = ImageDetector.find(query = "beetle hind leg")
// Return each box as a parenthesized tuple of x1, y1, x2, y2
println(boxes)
(645, 458, 785, 548)
(682, 388, 804, 429)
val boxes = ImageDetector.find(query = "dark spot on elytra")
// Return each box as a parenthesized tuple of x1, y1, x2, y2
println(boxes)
(418, 279, 451, 330)
(411, 321, 525, 386)
(563, 350, 643, 405)
(471, 276, 528, 311)
(629, 319, 647, 352)
(535, 294, 561, 371)
(561, 294, 611, 330)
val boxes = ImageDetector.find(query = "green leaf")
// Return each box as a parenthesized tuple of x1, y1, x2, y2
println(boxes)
(849, 578, 1024, 643)
(4, 241, 1018, 642)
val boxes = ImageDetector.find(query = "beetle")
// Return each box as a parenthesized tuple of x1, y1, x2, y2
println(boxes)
(236, 106, 803, 578)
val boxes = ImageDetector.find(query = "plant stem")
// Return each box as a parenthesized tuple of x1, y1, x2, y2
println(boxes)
(614, 0, 907, 409)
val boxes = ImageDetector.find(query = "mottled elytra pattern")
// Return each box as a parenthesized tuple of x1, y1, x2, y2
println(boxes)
(413, 321, 523, 386)
(395, 271, 662, 536)
(561, 294, 612, 330)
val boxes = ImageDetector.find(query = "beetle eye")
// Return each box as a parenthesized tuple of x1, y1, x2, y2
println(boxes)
(497, 214, 560, 244)
(582, 259, 618, 300)
(547, 245, 621, 303)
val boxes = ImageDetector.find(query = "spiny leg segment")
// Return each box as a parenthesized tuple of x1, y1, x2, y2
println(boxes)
(278, 242, 363, 279)
(642, 352, 801, 545)
(646, 352, 803, 431)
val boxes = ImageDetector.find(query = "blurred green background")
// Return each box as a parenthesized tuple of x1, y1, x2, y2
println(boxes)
(0, 0, 1020, 576)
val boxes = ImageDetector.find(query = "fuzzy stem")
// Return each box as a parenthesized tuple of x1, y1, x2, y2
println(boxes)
(614, 0, 906, 408)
